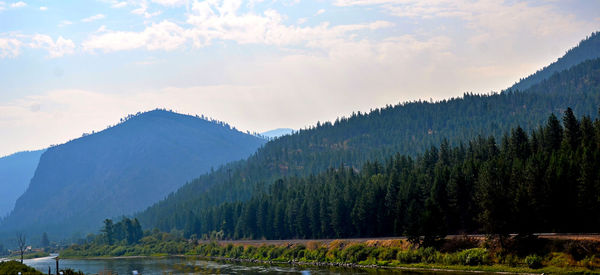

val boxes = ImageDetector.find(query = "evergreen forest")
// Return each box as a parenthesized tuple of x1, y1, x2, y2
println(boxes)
(138, 57, 600, 233)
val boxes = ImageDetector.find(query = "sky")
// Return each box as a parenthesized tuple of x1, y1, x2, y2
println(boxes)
(0, 0, 599, 157)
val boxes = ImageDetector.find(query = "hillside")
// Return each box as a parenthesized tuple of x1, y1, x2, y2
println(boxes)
(138, 56, 600, 231)
(0, 150, 45, 218)
(0, 110, 266, 238)
(507, 31, 600, 91)
(171, 110, 600, 240)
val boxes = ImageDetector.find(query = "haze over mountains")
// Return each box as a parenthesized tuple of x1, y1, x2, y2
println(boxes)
(0, 110, 266, 238)
(261, 128, 295, 139)
(508, 31, 600, 92)
(0, 150, 45, 218)
(138, 33, 600, 233)
(1, 32, 598, 243)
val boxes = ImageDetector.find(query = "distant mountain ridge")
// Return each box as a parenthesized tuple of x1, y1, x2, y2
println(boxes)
(507, 31, 600, 91)
(0, 150, 45, 218)
(261, 128, 294, 139)
(0, 109, 266, 238)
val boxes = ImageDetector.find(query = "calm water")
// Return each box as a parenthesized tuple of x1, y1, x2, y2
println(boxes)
(22, 255, 467, 275)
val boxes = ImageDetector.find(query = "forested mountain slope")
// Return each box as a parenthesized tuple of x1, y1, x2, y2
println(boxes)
(508, 31, 600, 91)
(0, 150, 45, 218)
(178, 110, 600, 240)
(138, 57, 600, 232)
(0, 110, 266, 238)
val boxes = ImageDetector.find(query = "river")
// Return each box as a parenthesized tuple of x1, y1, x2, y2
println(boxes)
(22, 254, 467, 274)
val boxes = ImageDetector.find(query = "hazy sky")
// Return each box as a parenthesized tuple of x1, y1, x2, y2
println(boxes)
(0, 0, 599, 156)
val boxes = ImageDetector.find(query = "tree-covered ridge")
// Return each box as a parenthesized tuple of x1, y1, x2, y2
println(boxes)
(0, 109, 266, 238)
(508, 31, 600, 92)
(138, 57, 600, 231)
(172, 109, 600, 244)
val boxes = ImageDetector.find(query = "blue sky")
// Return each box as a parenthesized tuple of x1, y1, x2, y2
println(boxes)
(0, 0, 599, 156)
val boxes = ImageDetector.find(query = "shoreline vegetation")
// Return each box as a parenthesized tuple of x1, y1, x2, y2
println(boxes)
(0, 260, 43, 275)
(60, 234, 600, 274)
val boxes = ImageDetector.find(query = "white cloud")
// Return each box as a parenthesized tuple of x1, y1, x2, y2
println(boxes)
(83, 0, 394, 53)
(315, 9, 325, 15)
(184, 0, 393, 47)
(39, 6, 47, 10)
(29, 35, 76, 58)
(0, 37, 22, 58)
(83, 20, 186, 52)
(151, 0, 187, 6)
(10, 1, 25, 8)
(131, 2, 162, 18)
(112, 1, 127, 8)
(82, 14, 106, 22)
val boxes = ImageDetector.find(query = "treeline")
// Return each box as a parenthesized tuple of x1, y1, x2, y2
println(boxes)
(138, 57, 600, 231)
(176, 109, 600, 243)
(62, 228, 191, 257)
(100, 218, 143, 245)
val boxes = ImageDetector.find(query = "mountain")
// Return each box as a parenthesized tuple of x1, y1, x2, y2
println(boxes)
(138, 53, 600, 233)
(507, 31, 600, 91)
(261, 128, 294, 139)
(0, 150, 45, 218)
(172, 110, 600, 240)
(0, 109, 266, 238)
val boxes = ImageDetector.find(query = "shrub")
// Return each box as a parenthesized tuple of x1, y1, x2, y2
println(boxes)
(341, 244, 371, 263)
(546, 252, 572, 268)
(500, 253, 520, 267)
(0, 261, 43, 275)
(456, 248, 489, 266)
(525, 254, 543, 269)
(419, 247, 439, 263)
(397, 249, 421, 264)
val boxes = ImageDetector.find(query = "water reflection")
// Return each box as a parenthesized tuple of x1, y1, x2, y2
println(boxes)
(23, 256, 472, 274)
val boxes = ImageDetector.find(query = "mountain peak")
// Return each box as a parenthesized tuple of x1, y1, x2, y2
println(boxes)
(1, 109, 267, 237)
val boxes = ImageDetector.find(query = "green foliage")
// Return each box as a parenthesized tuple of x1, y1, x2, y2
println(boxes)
(455, 248, 489, 266)
(61, 222, 192, 257)
(0, 261, 43, 275)
(100, 218, 143, 245)
(59, 268, 84, 275)
(525, 255, 543, 269)
(140, 109, 600, 242)
(139, 57, 600, 237)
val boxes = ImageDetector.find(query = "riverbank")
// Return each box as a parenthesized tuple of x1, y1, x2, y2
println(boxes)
(60, 235, 600, 274)
(185, 240, 599, 274)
